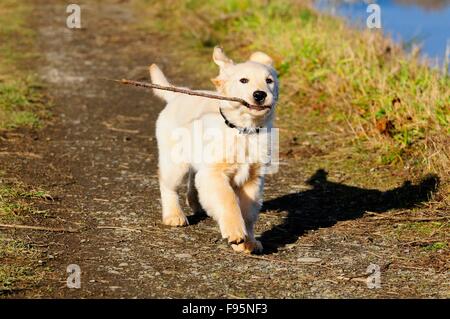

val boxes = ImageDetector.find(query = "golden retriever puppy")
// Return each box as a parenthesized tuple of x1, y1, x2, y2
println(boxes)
(150, 46, 279, 253)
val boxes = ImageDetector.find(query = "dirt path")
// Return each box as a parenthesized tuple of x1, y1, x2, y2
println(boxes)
(1, 0, 447, 298)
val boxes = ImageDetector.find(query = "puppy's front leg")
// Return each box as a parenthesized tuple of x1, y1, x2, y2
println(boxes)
(233, 177, 264, 254)
(195, 169, 247, 244)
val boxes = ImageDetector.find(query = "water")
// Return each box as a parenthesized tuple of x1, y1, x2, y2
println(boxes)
(314, 0, 450, 69)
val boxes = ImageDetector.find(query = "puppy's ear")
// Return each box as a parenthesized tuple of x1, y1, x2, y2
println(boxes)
(210, 77, 223, 88)
(249, 51, 273, 67)
(213, 46, 234, 68)
(210, 77, 226, 93)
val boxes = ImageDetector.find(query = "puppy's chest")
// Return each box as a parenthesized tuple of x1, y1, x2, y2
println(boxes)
(222, 132, 270, 163)
(223, 163, 261, 187)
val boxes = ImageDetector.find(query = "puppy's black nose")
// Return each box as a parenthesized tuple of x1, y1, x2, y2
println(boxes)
(253, 90, 267, 104)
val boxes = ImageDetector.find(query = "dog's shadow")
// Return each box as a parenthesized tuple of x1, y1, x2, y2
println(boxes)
(259, 169, 439, 254)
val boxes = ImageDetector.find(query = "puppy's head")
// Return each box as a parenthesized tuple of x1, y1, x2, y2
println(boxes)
(211, 46, 279, 118)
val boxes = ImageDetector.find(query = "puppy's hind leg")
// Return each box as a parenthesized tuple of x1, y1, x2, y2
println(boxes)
(186, 168, 202, 214)
(159, 160, 189, 227)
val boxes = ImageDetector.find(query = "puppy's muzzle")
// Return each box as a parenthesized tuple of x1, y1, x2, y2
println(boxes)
(253, 90, 267, 105)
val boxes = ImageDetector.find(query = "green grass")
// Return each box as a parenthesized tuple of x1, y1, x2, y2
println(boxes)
(0, 1, 51, 294)
(134, 0, 449, 178)
(423, 241, 447, 252)
(0, 77, 48, 129)
(395, 221, 449, 253)
(0, 0, 49, 129)
(398, 221, 447, 236)
(0, 178, 52, 223)
(0, 237, 45, 295)
(0, 173, 52, 295)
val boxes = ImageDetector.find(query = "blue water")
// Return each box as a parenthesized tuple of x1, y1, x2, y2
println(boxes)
(315, 0, 450, 68)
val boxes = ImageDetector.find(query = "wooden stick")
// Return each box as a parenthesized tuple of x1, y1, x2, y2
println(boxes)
(97, 225, 142, 233)
(111, 78, 250, 107)
(0, 223, 78, 233)
(367, 215, 448, 222)
(101, 121, 140, 134)
(0, 151, 43, 159)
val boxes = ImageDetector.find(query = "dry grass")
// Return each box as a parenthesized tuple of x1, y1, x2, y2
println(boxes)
(0, 0, 50, 295)
(0, 178, 53, 223)
(0, 175, 52, 296)
(0, 237, 46, 296)
(0, 0, 53, 287)
(135, 0, 449, 179)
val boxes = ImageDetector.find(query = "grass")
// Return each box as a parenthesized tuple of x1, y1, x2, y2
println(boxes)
(396, 221, 449, 247)
(0, 0, 50, 129)
(0, 172, 52, 295)
(0, 238, 45, 295)
(0, 179, 52, 223)
(0, 1, 51, 296)
(423, 241, 447, 252)
(134, 0, 449, 178)
(392, 220, 449, 271)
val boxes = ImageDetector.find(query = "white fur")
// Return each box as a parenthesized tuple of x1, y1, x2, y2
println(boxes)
(150, 47, 279, 253)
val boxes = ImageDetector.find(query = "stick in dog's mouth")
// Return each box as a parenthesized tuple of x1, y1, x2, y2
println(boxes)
(107, 78, 271, 111)
(246, 103, 272, 111)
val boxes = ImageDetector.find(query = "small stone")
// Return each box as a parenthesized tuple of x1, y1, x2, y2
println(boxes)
(119, 262, 128, 267)
(175, 253, 192, 259)
(108, 270, 120, 275)
(162, 270, 174, 275)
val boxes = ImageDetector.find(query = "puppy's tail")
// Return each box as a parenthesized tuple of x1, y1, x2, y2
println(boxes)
(149, 64, 176, 102)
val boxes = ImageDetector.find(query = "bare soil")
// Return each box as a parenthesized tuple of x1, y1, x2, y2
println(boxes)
(0, 0, 448, 298)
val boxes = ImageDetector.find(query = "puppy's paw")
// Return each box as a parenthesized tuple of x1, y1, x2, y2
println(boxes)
(231, 240, 263, 254)
(252, 240, 263, 254)
(221, 224, 247, 245)
(162, 213, 189, 227)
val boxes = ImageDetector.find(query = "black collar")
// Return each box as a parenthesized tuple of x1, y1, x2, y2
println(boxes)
(219, 108, 262, 134)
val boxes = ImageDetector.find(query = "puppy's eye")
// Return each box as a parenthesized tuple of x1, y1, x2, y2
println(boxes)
(240, 78, 249, 84)
(266, 78, 273, 84)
